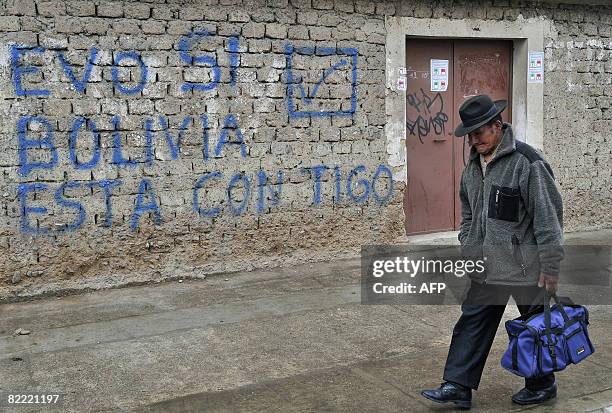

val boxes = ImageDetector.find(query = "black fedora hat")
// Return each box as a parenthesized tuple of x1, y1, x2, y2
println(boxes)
(454, 95, 507, 137)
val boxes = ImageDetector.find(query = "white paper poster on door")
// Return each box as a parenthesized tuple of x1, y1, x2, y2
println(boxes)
(430, 59, 449, 92)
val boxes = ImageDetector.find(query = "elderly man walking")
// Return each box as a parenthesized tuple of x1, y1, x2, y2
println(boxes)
(420, 95, 565, 409)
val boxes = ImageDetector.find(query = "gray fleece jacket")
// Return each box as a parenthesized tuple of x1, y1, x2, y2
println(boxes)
(458, 123, 564, 286)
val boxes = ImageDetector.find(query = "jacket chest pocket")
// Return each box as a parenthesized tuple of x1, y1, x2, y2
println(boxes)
(488, 185, 520, 222)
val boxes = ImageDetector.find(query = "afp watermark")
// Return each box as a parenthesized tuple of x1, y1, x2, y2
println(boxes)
(361, 245, 612, 305)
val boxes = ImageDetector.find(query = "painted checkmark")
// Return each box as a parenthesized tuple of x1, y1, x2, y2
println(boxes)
(295, 59, 349, 104)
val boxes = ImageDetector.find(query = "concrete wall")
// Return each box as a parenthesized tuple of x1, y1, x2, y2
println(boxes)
(0, 0, 610, 299)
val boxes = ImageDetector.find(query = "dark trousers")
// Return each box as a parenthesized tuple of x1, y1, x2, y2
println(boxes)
(443, 281, 555, 391)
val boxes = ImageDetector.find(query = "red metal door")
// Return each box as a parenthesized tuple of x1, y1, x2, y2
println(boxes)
(404, 39, 454, 235)
(404, 39, 512, 235)
(452, 40, 512, 230)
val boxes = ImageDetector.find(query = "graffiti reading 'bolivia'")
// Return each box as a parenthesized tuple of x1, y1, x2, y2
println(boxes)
(11, 32, 394, 234)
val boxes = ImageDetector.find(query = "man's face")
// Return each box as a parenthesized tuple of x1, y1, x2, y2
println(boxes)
(467, 121, 502, 155)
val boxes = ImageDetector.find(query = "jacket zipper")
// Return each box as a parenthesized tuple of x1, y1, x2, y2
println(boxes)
(512, 234, 527, 277)
(479, 162, 487, 285)
(495, 188, 500, 215)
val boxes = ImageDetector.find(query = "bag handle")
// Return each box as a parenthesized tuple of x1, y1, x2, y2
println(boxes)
(549, 292, 570, 322)
(543, 291, 570, 337)
(542, 292, 559, 370)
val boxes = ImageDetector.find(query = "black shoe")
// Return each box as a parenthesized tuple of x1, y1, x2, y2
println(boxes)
(511, 381, 557, 405)
(421, 381, 472, 409)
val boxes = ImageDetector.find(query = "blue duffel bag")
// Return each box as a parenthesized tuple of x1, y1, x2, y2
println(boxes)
(501, 293, 595, 378)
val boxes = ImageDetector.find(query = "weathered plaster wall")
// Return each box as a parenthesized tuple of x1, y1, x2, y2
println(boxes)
(0, 0, 610, 300)
(543, 8, 612, 233)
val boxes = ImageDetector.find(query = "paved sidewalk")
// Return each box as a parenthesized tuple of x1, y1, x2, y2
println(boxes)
(1, 229, 611, 412)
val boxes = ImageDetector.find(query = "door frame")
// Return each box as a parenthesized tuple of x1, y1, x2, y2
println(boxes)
(384, 16, 551, 187)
